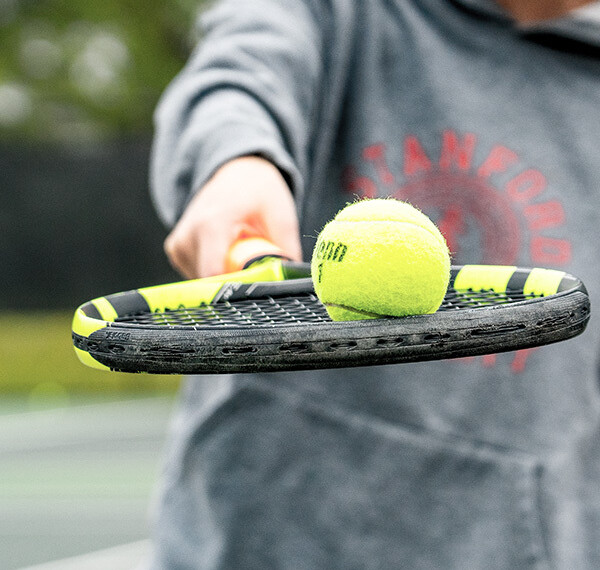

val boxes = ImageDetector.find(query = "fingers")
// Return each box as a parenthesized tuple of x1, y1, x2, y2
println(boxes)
(164, 228, 197, 280)
(164, 214, 230, 279)
(163, 156, 302, 279)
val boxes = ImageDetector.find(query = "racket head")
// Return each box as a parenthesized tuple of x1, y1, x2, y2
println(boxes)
(72, 259, 590, 374)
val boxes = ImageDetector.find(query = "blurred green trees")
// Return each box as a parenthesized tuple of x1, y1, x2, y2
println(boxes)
(0, 0, 204, 143)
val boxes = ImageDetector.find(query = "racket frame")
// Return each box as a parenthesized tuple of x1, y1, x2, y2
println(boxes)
(72, 260, 590, 374)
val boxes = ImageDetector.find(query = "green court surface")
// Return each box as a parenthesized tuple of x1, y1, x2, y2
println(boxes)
(0, 311, 181, 569)
(0, 311, 181, 395)
(0, 394, 177, 569)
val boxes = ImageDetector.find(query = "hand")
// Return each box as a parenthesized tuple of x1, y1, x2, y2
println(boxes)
(164, 156, 302, 278)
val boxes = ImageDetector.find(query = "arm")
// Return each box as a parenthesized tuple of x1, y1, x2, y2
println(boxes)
(150, 0, 325, 277)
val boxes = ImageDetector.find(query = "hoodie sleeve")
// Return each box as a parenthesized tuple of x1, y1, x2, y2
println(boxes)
(150, 0, 325, 227)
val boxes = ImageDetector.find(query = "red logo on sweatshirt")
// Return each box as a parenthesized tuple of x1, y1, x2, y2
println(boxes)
(342, 130, 572, 372)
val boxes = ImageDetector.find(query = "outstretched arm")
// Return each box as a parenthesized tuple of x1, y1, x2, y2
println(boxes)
(150, 0, 325, 277)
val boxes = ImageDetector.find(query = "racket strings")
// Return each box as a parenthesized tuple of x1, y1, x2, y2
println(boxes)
(113, 287, 540, 329)
(442, 288, 537, 310)
(117, 293, 330, 328)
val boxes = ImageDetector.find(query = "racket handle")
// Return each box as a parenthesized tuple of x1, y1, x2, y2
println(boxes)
(225, 237, 286, 272)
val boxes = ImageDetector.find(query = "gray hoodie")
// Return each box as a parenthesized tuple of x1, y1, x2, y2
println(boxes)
(150, 1, 600, 568)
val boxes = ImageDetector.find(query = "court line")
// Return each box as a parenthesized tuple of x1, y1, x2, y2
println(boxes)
(0, 395, 175, 454)
(15, 539, 150, 570)
(0, 394, 174, 420)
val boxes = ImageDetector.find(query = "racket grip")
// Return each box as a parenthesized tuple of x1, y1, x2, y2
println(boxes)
(225, 237, 286, 272)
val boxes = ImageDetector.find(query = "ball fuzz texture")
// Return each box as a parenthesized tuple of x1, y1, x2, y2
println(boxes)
(311, 199, 451, 321)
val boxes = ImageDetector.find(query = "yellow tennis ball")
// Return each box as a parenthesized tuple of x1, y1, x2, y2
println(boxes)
(311, 198, 451, 321)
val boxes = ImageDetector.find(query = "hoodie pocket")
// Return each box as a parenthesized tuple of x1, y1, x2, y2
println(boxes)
(180, 384, 550, 570)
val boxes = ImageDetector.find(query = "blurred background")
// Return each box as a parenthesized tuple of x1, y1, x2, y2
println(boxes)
(0, 1, 208, 567)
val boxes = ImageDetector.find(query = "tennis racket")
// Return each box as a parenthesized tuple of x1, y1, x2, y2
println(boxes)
(72, 239, 590, 375)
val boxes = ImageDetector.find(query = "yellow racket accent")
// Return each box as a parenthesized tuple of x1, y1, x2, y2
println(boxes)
(72, 307, 108, 337)
(138, 257, 285, 311)
(453, 265, 517, 293)
(92, 297, 119, 321)
(523, 268, 566, 297)
(72, 256, 288, 370)
(73, 347, 111, 371)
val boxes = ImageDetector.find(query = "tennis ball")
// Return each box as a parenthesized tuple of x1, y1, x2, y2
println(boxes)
(311, 199, 451, 321)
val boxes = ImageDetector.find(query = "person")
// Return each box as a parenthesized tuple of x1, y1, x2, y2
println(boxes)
(147, 1, 600, 568)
